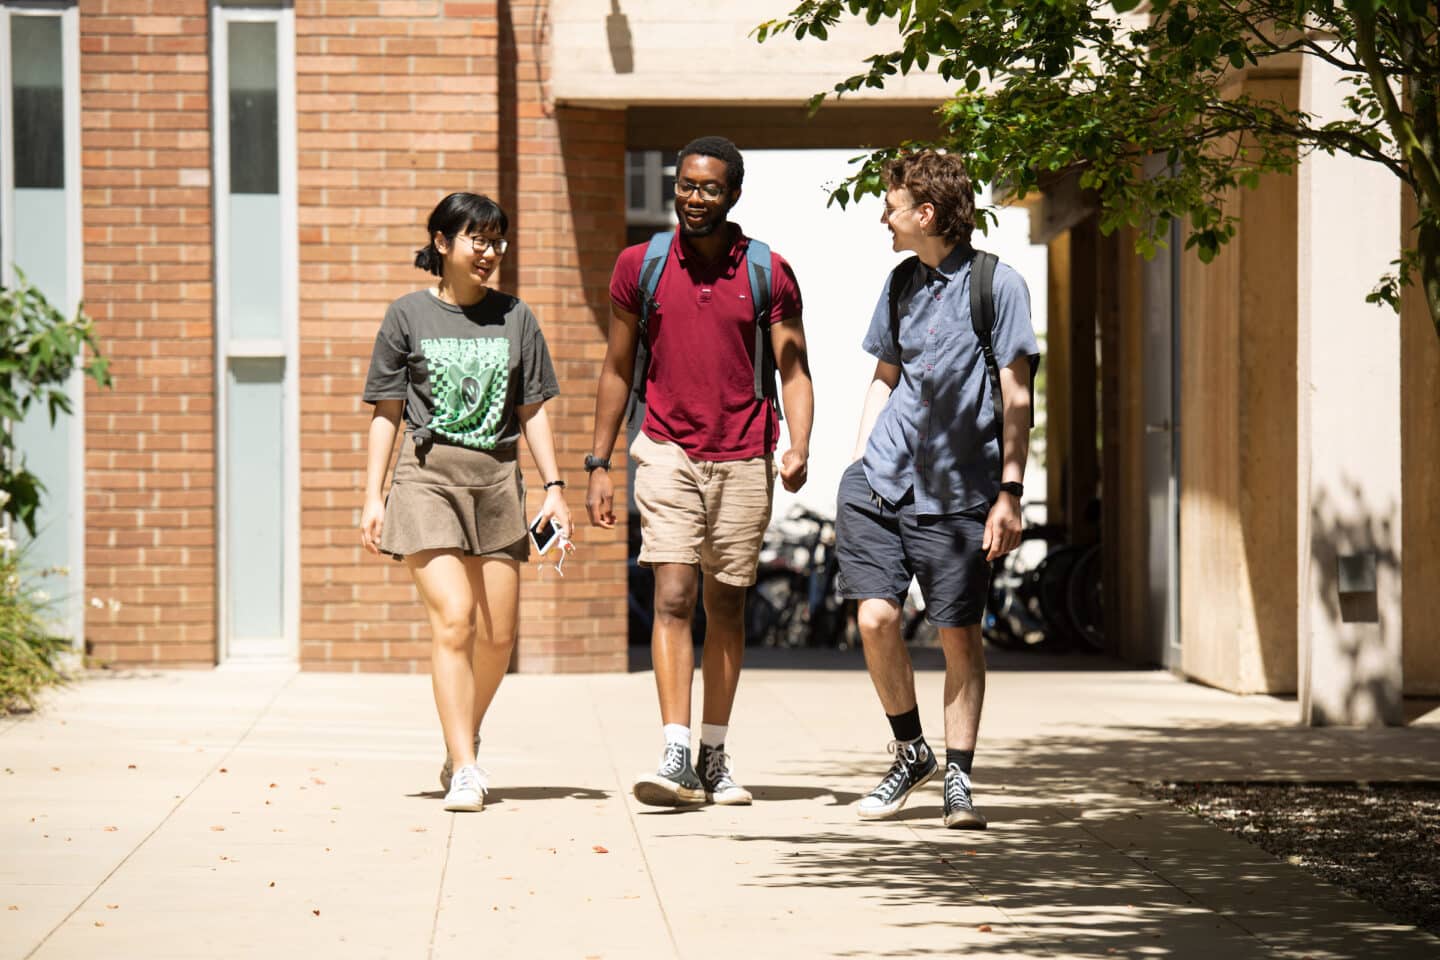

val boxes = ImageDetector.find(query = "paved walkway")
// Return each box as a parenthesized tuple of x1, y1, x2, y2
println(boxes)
(3, 650, 1439, 959)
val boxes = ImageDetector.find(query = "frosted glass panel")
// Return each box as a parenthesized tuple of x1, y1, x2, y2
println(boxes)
(11, 15, 63, 189)
(227, 358, 284, 641)
(11, 187, 74, 629)
(228, 21, 278, 195)
(227, 194, 283, 340)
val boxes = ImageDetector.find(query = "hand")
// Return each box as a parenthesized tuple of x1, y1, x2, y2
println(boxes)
(983, 492, 1022, 562)
(779, 447, 809, 493)
(586, 468, 615, 528)
(538, 485, 574, 541)
(360, 495, 385, 556)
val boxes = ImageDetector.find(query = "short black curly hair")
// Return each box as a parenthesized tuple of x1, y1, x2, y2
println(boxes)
(676, 136, 745, 192)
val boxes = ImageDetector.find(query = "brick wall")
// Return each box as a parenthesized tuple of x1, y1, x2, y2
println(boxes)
(296, 1, 502, 672)
(81, 2, 217, 667)
(506, 1, 628, 672)
(73, 2, 629, 672)
(295, 1, 628, 672)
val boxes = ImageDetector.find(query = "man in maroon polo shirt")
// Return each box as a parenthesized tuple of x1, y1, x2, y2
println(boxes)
(586, 136, 814, 806)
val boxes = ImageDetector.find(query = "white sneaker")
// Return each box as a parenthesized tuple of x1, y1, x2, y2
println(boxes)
(440, 734, 481, 791)
(443, 764, 488, 812)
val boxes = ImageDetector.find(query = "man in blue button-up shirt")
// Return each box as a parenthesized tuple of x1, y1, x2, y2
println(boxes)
(834, 150, 1039, 829)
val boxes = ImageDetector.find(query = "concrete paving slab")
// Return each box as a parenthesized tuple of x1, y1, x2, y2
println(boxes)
(3, 652, 1439, 959)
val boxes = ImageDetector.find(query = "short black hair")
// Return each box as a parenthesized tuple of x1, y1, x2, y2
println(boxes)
(676, 136, 744, 192)
(414, 192, 508, 276)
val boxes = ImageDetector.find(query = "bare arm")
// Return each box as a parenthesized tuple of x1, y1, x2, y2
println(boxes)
(360, 399, 403, 556)
(983, 357, 1033, 560)
(850, 359, 901, 461)
(998, 358, 1032, 486)
(518, 401, 573, 538)
(769, 313, 814, 492)
(585, 303, 640, 528)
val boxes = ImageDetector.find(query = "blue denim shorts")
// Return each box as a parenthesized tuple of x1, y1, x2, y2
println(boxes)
(834, 460, 992, 627)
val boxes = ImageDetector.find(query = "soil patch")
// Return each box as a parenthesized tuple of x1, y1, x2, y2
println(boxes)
(1145, 781, 1440, 936)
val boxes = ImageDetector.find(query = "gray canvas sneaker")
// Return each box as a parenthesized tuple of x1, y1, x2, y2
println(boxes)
(633, 742, 706, 806)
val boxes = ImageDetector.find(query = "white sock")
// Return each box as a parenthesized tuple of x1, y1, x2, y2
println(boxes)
(662, 723, 690, 748)
(700, 723, 728, 749)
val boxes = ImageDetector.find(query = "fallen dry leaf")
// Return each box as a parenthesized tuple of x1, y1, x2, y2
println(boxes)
(126, 764, 136, 770)
(103, 826, 118, 832)
(312, 778, 326, 785)
(105, 905, 118, 910)
(210, 826, 225, 832)
(268, 882, 275, 888)
(93, 921, 104, 927)
(592, 845, 609, 854)
(219, 768, 228, 774)
(410, 826, 427, 833)
(977, 924, 993, 933)
(311, 909, 320, 917)
(7, 905, 18, 911)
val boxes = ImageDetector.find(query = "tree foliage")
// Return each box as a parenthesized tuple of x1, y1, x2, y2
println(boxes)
(757, 0, 1440, 335)
(0, 274, 111, 537)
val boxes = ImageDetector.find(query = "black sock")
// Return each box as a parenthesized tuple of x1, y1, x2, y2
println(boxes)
(946, 749, 974, 775)
(886, 707, 923, 744)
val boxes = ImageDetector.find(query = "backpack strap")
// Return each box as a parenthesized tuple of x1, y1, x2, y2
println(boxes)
(886, 255, 923, 358)
(626, 231, 673, 424)
(745, 239, 780, 418)
(969, 250, 1005, 454)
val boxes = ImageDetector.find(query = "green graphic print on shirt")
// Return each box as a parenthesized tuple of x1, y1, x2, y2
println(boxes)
(420, 337, 510, 449)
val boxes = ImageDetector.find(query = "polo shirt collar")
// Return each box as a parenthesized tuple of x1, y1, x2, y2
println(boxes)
(674, 223, 746, 278)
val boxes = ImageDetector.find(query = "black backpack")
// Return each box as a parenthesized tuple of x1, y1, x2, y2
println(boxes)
(887, 250, 1037, 460)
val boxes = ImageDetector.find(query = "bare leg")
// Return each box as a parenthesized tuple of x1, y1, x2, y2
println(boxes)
(937, 624, 986, 752)
(651, 563, 700, 726)
(700, 576, 747, 726)
(856, 597, 917, 716)
(466, 557, 519, 737)
(406, 549, 478, 768)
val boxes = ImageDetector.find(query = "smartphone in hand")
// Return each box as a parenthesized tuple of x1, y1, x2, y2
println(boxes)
(529, 513, 560, 555)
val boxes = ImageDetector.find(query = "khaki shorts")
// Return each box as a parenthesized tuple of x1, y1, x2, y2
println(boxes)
(630, 432, 775, 587)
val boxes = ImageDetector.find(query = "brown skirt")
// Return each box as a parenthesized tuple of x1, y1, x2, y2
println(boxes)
(379, 437, 529, 561)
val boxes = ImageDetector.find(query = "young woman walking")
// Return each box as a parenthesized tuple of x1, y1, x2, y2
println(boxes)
(360, 192, 570, 812)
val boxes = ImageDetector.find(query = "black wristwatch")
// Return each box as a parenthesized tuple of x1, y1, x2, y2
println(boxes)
(583, 454, 611, 473)
(998, 481, 1024, 499)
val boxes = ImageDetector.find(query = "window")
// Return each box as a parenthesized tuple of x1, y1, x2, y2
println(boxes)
(211, 3, 296, 662)
(1, 4, 83, 646)
(625, 150, 676, 246)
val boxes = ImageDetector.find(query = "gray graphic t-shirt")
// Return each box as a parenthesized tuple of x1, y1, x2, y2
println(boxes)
(363, 289, 559, 449)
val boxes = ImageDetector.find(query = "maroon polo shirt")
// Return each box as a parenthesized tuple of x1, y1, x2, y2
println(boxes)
(609, 224, 803, 462)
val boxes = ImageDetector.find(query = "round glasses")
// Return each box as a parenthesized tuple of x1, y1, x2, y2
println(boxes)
(455, 234, 508, 256)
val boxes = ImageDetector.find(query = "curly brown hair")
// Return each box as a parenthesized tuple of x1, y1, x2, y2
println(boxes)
(884, 150, 976, 246)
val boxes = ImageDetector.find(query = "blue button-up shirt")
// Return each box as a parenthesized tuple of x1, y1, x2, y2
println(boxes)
(860, 244, 1039, 517)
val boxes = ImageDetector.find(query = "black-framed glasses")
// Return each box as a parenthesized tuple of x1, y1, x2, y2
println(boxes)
(674, 180, 726, 201)
(456, 234, 509, 255)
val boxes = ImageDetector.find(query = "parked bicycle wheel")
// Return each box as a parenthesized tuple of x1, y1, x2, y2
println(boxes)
(1064, 543, 1104, 651)
(1033, 544, 1089, 650)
